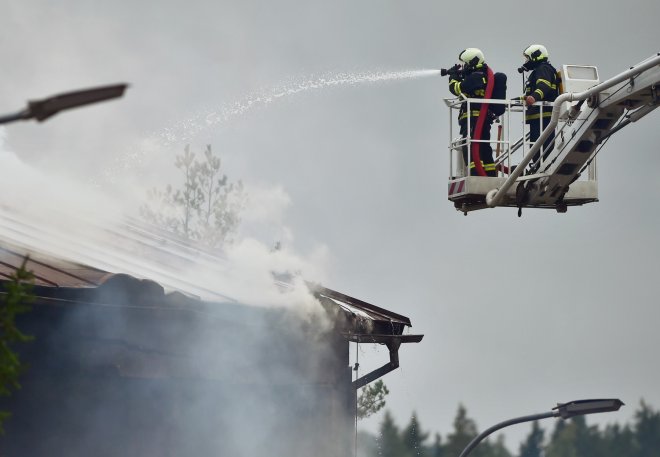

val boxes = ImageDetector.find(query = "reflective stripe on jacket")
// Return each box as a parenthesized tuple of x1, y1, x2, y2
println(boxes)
(449, 67, 488, 123)
(469, 160, 496, 172)
(524, 61, 558, 122)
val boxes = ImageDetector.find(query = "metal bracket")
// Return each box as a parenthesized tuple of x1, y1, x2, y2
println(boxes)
(352, 338, 402, 390)
(629, 67, 635, 91)
(343, 332, 422, 389)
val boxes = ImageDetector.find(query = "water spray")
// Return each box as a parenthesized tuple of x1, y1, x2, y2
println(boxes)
(104, 68, 441, 182)
(162, 69, 443, 145)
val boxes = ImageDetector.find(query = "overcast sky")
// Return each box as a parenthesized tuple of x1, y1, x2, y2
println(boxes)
(3, 0, 660, 451)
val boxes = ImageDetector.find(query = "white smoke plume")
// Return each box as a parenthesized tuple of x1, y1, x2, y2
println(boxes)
(0, 128, 329, 318)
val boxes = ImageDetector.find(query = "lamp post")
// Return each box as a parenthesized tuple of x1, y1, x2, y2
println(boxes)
(0, 84, 128, 125)
(458, 399, 624, 457)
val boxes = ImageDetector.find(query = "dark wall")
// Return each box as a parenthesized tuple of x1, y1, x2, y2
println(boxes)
(0, 286, 354, 457)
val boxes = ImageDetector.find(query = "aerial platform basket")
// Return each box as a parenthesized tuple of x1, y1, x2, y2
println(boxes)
(445, 92, 600, 215)
(444, 54, 660, 216)
(448, 175, 598, 214)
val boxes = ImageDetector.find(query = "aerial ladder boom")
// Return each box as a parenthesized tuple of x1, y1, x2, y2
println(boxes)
(487, 52, 660, 211)
(447, 53, 660, 215)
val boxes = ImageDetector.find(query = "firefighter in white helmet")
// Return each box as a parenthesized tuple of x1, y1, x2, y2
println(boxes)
(518, 44, 559, 166)
(447, 48, 497, 177)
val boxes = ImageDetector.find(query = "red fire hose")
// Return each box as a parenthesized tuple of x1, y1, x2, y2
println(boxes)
(470, 66, 495, 177)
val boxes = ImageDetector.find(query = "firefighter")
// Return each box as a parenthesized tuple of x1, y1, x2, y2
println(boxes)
(519, 44, 559, 166)
(448, 48, 497, 177)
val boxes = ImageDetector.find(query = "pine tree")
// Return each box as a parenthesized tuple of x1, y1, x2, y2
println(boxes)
(377, 410, 409, 457)
(402, 412, 430, 457)
(546, 415, 609, 457)
(140, 144, 245, 248)
(519, 421, 544, 457)
(0, 257, 34, 434)
(601, 423, 635, 457)
(195, 144, 244, 246)
(444, 404, 480, 457)
(632, 400, 660, 457)
(484, 434, 512, 457)
(357, 380, 389, 419)
(430, 432, 444, 457)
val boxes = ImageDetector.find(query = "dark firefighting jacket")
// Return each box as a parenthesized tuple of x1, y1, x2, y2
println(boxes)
(524, 60, 558, 122)
(448, 66, 488, 126)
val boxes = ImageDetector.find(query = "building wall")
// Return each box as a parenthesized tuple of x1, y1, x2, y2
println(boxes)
(0, 285, 354, 457)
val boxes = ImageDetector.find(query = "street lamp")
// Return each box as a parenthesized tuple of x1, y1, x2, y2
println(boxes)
(0, 83, 128, 125)
(458, 398, 624, 457)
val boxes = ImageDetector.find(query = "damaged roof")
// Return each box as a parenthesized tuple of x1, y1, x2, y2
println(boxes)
(0, 245, 107, 287)
(0, 243, 423, 343)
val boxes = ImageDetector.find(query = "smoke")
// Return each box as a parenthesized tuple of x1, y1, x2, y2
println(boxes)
(0, 126, 356, 456)
(1, 66, 419, 456)
(0, 128, 329, 318)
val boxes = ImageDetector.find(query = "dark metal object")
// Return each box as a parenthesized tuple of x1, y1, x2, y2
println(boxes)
(553, 398, 624, 419)
(352, 337, 401, 389)
(0, 84, 128, 125)
(311, 284, 424, 389)
(441, 64, 463, 78)
(458, 399, 624, 457)
(347, 334, 423, 389)
(459, 411, 556, 457)
(312, 284, 412, 327)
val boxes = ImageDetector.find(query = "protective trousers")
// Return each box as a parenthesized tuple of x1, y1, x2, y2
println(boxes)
(460, 120, 496, 177)
(529, 116, 555, 164)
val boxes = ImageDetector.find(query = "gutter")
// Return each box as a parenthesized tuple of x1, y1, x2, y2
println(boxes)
(349, 334, 423, 389)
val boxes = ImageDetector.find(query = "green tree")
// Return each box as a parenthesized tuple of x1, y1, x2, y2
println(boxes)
(518, 420, 544, 457)
(195, 144, 244, 246)
(632, 400, 660, 457)
(430, 432, 444, 457)
(545, 418, 575, 457)
(141, 144, 245, 248)
(402, 412, 430, 457)
(600, 423, 635, 457)
(357, 379, 389, 419)
(483, 434, 512, 457)
(358, 402, 660, 457)
(545, 415, 603, 457)
(0, 257, 34, 434)
(377, 410, 409, 457)
(444, 404, 481, 457)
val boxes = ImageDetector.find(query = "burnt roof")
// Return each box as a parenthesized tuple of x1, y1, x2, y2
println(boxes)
(0, 242, 422, 341)
(0, 245, 107, 287)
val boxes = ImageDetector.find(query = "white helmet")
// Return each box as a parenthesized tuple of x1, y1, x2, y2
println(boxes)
(523, 44, 549, 62)
(459, 48, 485, 69)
